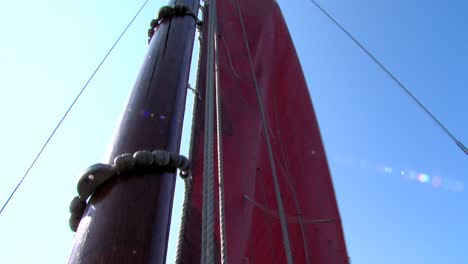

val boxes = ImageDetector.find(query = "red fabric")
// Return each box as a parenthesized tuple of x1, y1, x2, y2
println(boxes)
(179, 1, 349, 263)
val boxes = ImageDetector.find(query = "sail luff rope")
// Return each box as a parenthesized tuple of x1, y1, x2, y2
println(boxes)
(0, 0, 153, 216)
(234, 0, 294, 263)
(308, 0, 467, 156)
(201, 0, 217, 263)
(214, 16, 229, 263)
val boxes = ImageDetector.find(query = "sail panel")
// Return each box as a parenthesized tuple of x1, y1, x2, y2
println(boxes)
(179, 1, 349, 263)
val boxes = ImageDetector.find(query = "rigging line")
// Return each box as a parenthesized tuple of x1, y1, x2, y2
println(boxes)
(243, 195, 334, 224)
(175, 177, 192, 264)
(215, 25, 229, 264)
(271, 87, 310, 263)
(0, 0, 153, 216)
(201, 0, 217, 263)
(272, 151, 310, 264)
(176, 17, 205, 264)
(234, 0, 294, 263)
(308, 0, 468, 156)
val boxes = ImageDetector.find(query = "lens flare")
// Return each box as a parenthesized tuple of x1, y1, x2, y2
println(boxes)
(333, 155, 463, 192)
(417, 173, 430, 183)
(383, 167, 393, 173)
(453, 181, 464, 192)
(407, 170, 418, 181)
(376, 165, 393, 174)
(431, 176, 442, 188)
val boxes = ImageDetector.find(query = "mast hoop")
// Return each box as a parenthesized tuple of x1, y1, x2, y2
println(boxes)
(68, 150, 190, 232)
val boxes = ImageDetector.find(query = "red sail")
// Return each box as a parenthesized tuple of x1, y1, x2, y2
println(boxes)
(179, 0, 349, 263)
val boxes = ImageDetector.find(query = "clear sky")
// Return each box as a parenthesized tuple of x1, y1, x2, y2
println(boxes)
(0, 0, 466, 263)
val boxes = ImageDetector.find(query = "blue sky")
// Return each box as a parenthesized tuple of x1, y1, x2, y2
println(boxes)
(0, 0, 466, 263)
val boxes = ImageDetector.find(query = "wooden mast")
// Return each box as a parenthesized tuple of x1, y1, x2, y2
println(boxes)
(69, 0, 199, 263)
